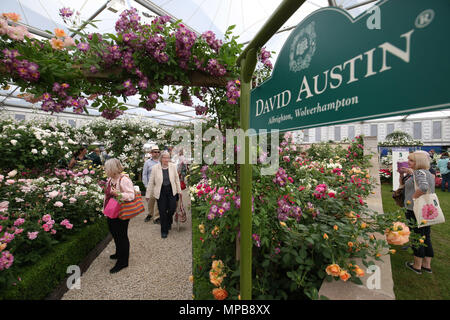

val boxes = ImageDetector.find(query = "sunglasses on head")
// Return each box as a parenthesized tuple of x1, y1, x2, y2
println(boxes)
(152, 151, 160, 153)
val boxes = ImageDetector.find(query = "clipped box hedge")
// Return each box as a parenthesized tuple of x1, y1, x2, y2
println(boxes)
(0, 218, 109, 300)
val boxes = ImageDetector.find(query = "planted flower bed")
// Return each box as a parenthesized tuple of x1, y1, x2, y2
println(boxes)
(191, 135, 411, 300)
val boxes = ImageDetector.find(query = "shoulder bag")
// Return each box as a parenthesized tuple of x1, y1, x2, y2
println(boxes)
(412, 171, 445, 228)
(116, 175, 146, 220)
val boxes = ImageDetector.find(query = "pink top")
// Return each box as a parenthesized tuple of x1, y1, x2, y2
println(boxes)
(109, 174, 135, 201)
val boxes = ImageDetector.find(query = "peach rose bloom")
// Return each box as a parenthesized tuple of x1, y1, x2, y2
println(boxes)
(54, 28, 66, 38)
(212, 288, 228, 300)
(326, 264, 341, 277)
(211, 259, 224, 272)
(209, 272, 224, 287)
(339, 270, 351, 281)
(3, 13, 20, 22)
(51, 38, 64, 50)
(385, 222, 410, 245)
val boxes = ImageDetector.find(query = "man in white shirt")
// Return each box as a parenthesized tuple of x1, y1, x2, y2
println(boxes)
(143, 145, 160, 223)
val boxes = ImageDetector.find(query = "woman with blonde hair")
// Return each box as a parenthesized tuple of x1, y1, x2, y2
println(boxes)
(103, 158, 135, 273)
(146, 151, 181, 238)
(399, 151, 435, 274)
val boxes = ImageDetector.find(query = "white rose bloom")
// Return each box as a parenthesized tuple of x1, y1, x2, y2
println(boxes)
(58, 141, 64, 146)
(10, 139, 18, 146)
(31, 149, 38, 154)
(15, 133, 21, 138)
(42, 149, 48, 155)
(8, 170, 17, 177)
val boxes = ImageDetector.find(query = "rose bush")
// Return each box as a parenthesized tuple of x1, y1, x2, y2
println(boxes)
(191, 136, 410, 300)
(0, 118, 79, 171)
(0, 166, 105, 289)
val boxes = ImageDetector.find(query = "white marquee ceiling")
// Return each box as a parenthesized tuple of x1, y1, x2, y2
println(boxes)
(1, 0, 449, 125)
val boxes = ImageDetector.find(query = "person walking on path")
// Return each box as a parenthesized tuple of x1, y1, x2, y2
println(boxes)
(437, 152, 450, 192)
(143, 145, 160, 224)
(104, 158, 135, 273)
(146, 151, 181, 239)
(399, 151, 435, 275)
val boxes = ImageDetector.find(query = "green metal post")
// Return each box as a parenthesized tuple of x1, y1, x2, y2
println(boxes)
(237, 0, 307, 300)
(240, 48, 257, 300)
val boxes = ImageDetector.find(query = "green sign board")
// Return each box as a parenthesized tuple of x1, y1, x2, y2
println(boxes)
(250, 0, 450, 133)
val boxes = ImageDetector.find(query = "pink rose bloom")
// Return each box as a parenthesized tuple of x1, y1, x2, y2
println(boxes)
(42, 224, 52, 232)
(42, 214, 51, 222)
(63, 36, 75, 47)
(27, 231, 38, 240)
(69, 197, 77, 203)
(217, 187, 225, 195)
(0, 232, 15, 243)
(90, 170, 95, 174)
(54, 201, 64, 207)
(65, 223, 73, 230)
(51, 229, 56, 235)
(48, 190, 59, 198)
(14, 218, 25, 226)
(83, 169, 89, 175)
(0, 201, 9, 212)
(83, 220, 87, 223)
(14, 228, 23, 235)
(5, 179, 15, 185)
(0, 174, 4, 182)
(60, 219, 69, 226)
(79, 191, 88, 196)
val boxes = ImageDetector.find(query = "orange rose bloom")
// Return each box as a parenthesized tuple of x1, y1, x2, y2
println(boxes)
(348, 242, 354, 247)
(354, 266, 365, 277)
(333, 225, 338, 231)
(2, 13, 20, 22)
(325, 264, 341, 277)
(54, 28, 66, 38)
(339, 270, 351, 281)
(209, 272, 224, 287)
(212, 288, 228, 300)
(50, 38, 64, 50)
(323, 233, 329, 240)
(0, 242, 6, 252)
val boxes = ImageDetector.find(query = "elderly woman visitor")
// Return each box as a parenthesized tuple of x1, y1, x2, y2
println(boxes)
(103, 158, 135, 273)
(146, 151, 182, 238)
(399, 151, 435, 274)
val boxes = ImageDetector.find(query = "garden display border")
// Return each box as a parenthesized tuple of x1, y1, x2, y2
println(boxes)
(45, 233, 112, 300)
(0, 218, 110, 300)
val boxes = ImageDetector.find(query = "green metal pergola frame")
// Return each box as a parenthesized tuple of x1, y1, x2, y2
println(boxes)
(237, 0, 308, 300)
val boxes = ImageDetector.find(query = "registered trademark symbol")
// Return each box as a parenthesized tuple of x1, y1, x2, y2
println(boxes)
(415, 9, 434, 29)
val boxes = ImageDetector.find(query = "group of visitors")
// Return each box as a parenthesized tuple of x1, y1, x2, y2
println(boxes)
(67, 145, 109, 170)
(398, 149, 448, 275)
(101, 144, 189, 273)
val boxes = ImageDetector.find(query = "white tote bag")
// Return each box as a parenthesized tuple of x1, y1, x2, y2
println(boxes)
(413, 173, 445, 228)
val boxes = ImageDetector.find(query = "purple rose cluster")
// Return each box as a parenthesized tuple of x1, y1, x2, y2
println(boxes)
(195, 105, 208, 115)
(277, 197, 302, 222)
(175, 25, 197, 70)
(101, 108, 124, 120)
(41, 82, 88, 114)
(259, 47, 273, 69)
(2, 49, 40, 82)
(226, 80, 240, 105)
(201, 30, 222, 53)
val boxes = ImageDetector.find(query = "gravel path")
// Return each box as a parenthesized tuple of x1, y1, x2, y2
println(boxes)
(62, 190, 192, 300)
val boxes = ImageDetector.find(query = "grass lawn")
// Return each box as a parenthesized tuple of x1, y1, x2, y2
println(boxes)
(380, 183, 450, 300)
